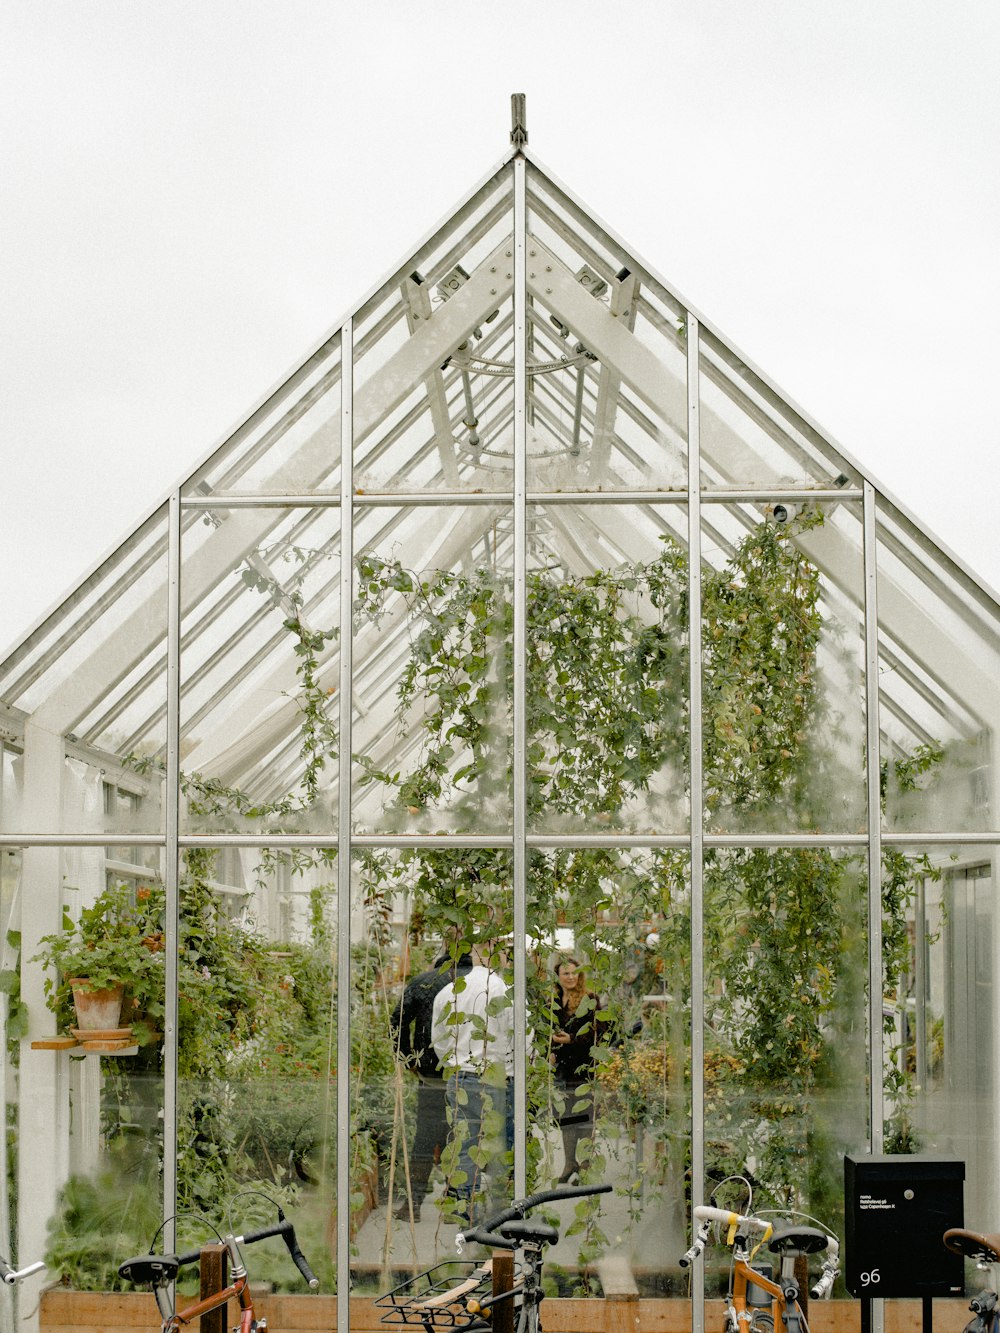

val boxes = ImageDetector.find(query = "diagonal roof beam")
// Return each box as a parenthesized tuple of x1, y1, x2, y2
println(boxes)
(185, 501, 509, 784)
(526, 236, 1000, 726)
(588, 266, 639, 479)
(33, 237, 517, 736)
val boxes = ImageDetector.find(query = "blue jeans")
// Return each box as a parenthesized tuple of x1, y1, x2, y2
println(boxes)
(444, 1071, 514, 1203)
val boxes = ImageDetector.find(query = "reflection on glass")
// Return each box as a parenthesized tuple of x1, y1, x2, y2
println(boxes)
(705, 848, 867, 1240)
(888, 848, 996, 1225)
(176, 846, 337, 1291)
(702, 501, 866, 835)
(179, 506, 339, 835)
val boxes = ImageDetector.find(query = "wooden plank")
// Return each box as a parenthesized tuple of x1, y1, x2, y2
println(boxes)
(200, 1243, 228, 1333)
(30, 1037, 79, 1050)
(492, 1252, 515, 1333)
(38, 1288, 975, 1333)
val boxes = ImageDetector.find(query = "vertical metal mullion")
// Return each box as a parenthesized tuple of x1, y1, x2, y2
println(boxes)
(863, 479, 884, 1333)
(337, 322, 354, 1330)
(163, 489, 181, 1247)
(864, 476, 884, 1152)
(686, 316, 706, 1333)
(511, 153, 528, 1201)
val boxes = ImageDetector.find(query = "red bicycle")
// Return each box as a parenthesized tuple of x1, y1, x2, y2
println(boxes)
(119, 1199, 318, 1332)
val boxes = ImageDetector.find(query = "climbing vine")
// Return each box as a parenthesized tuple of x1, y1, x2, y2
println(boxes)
(47, 507, 947, 1286)
(351, 506, 939, 1219)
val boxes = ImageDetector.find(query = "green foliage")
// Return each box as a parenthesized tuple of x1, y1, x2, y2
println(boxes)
(41, 510, 944, 1286)
(0, 930, 29, 1059)
(354, 543, 690, 823)
(31, 883, 166, 1040)
(44, 1166, 162, 1292)
(353, 508, 939, 1219)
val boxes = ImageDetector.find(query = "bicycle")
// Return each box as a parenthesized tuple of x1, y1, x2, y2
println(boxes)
(944, 1227, 1000, 1332)
(375, 1183, 611, 1333)
(680, 1185, 840, 1333)
(0, 1254, 45, 1285)
(118, 1199, 318, 1332)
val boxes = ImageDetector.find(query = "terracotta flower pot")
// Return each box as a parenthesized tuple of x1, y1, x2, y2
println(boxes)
(68, 979, 125, 1031)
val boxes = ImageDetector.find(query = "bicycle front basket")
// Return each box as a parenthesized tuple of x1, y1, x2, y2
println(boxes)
(375, 1260, 496, 1330)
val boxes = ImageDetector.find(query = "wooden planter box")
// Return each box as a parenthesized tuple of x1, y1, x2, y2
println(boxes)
(39, 1288, 971, 1333)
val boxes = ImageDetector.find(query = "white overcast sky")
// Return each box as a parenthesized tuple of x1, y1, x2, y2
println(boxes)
(2, 1, 998, 658)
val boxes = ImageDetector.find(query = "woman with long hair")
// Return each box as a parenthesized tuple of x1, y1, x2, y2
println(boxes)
(550, 954, 603, 1183)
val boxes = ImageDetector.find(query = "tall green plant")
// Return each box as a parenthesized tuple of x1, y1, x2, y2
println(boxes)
(351, 508, 938, 1216)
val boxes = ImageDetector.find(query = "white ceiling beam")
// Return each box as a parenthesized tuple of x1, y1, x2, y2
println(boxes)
(33, 239, 517, 736)
(528, 236, 1000, 726)
(187, 502, 509, 783)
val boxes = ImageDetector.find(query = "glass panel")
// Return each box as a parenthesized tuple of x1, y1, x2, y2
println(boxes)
(354, 168, 514, 495)
(526, 168, 687, 492)
(0, 843, 20, 1327)
(180, 504, 339, 835)
(0, 511, 169, 836)
(699, 328, 854, 490)
(886, 845, 997, 1224)
(356, 844, 688, 1291)
(20, 852, 164, 1294)
(702, 499, 866, 835)
(529, 848, 691, 1294)
(183, 334, 342, 497)
(877, 500, 998, 834)
(353, 504, 513, 836)
(525, 502, 689, 837)
(704, 847, 868, 1249)
(177, 845, 337, 1290)
(350, 847, 515, 1283)
(0, 740, 20, 835)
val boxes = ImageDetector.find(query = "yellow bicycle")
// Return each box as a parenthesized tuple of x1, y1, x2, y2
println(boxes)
(681, 1196, 839, 1333)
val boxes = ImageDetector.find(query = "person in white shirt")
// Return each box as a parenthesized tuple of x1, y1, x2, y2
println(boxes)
(431, 944, 515, 1219)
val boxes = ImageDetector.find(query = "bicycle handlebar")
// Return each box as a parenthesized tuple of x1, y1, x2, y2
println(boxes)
(810, 1238, 841, 1300)
(243, 1216, 318, 1289)
(680, 1206, 773, 1267)
(176, 1213, 318, 1289)
(457, 1183, 612, 1250)
(0, 1256, 45, 1285)
(680, 1206, 840, 1299)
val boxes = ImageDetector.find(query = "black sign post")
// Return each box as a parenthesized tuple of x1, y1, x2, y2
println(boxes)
(845, 1154, 965, 1333)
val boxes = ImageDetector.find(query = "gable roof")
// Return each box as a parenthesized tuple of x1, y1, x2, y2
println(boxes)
(2, 144, 998, 808)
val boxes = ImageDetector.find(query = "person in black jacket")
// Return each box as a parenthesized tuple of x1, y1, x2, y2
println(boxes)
(550, 954, 605, 1183)
(389, 948, 473, 1221)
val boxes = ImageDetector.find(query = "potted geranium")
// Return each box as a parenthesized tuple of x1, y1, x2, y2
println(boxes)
(32, 882, 166, 1044)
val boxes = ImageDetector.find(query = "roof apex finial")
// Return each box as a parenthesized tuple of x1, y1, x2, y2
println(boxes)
(510, 93, 528, 150)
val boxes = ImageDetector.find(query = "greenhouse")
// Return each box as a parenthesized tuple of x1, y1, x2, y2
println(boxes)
(2, 100, 998, 1332)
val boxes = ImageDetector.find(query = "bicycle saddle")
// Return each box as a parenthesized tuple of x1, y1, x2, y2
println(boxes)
(768, 1226, 829, 1257)
(499, 1219, 560, 1246)
(944, 1228, 1000, 1264)
(118, 1253, 180, 1285)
